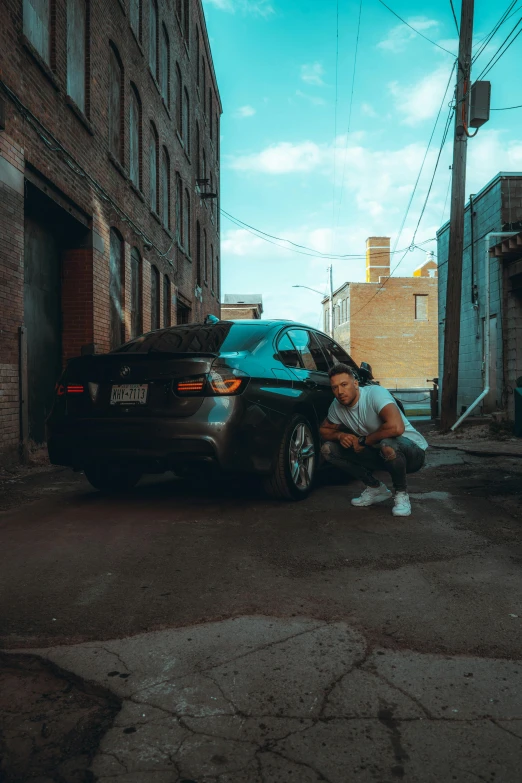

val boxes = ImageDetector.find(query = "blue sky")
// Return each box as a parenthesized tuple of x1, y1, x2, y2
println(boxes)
(203, 0, 522, 328)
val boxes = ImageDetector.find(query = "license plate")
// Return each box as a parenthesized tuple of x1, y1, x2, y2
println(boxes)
(110, 384, 148, 405)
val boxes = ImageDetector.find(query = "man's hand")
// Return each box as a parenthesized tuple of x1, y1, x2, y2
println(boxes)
(338, 433, 365, 452)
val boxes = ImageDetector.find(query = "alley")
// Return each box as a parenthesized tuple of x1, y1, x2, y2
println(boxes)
(1, 443, 521, 782)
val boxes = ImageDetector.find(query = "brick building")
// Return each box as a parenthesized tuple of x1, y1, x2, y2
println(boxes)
(0, 0, 221, 464)
(437, 173, 522, 419)
(323, 238, 438, 389)
(221, 294, 263, 320)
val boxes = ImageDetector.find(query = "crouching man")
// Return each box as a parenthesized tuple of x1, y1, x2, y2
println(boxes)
(319, 363, 428, 517)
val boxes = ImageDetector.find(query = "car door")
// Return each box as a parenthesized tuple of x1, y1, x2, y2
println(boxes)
(286, 328, 333, 423)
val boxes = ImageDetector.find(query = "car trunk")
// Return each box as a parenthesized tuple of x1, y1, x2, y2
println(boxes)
(63, 353, 217, 419)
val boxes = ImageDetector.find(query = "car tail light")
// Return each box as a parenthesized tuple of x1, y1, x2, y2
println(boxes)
(55, 383, 65, 397)
(209, 370, 246, 395)
(176, 377, 207, 396)
(66, 384, 84, 394)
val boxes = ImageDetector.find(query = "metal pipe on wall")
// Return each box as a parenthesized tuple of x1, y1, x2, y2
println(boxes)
(451, 231, 517, 431)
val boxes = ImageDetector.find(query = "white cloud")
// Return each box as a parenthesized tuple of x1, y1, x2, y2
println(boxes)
(296, 90, 326, 106)
(229, 141, 326, 174)
(361, 102, 378, 118)
(378, 16, 439, 53)
(234, 105, 256, 118)
(388, 64, 454, 125)
(203, 0, 274, 16)
(300, 62, 325, 86)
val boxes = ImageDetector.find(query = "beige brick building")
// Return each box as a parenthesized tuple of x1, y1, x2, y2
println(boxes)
(323, 238, 438, 389)
(221, 294, 263, 320)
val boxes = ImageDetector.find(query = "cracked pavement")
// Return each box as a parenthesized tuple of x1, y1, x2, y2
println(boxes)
(0, 439, 521, 781)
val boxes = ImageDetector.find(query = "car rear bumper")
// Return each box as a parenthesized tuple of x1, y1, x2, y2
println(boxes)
(47, 395, 282, 475)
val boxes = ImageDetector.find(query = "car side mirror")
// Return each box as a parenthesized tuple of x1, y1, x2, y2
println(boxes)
(359, 361, 374, 380)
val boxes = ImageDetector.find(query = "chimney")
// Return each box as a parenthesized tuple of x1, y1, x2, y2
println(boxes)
(366, 237, 390, 283)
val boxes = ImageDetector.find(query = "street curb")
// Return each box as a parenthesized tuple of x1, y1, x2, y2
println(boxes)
(429, 443, 522, 458)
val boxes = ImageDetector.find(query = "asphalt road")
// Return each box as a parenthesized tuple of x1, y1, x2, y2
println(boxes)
(0, 443, 521, 782)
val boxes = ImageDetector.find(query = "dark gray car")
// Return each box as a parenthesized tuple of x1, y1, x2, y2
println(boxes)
(47, 319, 374, 500)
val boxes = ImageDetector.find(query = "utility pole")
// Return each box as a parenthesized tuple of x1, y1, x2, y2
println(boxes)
(328, 265, 334, 338)
(440, 0, 475, 430)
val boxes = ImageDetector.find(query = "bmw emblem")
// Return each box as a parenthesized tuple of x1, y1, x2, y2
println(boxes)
(120, 365, 131, 378)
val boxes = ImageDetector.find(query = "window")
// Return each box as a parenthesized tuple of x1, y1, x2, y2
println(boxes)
(314, 332, 356, 370)
(210, 244, 214, 290)
(130, 248, 142, 338)
(116, 323, 272, 354)
(415, 294, 428, 321)
(129, 0, 141, 40)
(203, 228, 208, 283)
(202, 58, 206, 113)
(288, 329, 322, 372)
(176, 0, 181, 22)
(160, 24, 169, 106)
(209, 89, 213, 140)
(196, 28, 200, 86)
(277, 333, 301, 369)
(175, 63, 182, 133)
(150, 265, 160, 330)
(109, 228, 123, 350)
(163, 275, 171, 326)
(183, 0, 189, 39)
(184, 189, 191, 254)
(108, 44, 123, 163)
(215, 256, 219, 299)
(324, 309, 330, 334)
(215, 114, 219, 154)
(24, 0, 51, 64)
(129, 85, 141, 188)
(161, 147, 170, 229)
(202, 148, 207, 181)
(196, 221, 202, 286)
(67, 0, 87, 113)
(149, 0, 158, 80)
(183, 88, 190, 152)
(177, 302, 191, 325)
(149, 122, 158, 213)
(195, 122, 201, 177)
(176, 173, 182, 243)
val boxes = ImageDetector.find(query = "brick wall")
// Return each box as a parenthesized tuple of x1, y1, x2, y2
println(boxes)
(0, 0, 222, 463)
(437, 174, 522, 417)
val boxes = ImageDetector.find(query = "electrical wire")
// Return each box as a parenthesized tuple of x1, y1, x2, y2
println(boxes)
(491, 103, 522, 110)
(449, 0, 459, 35)
(471, 0, 518, 64)
(334, 0, 363, 233)
(377, 0, 456, 56)
(475, 15, 522, 79)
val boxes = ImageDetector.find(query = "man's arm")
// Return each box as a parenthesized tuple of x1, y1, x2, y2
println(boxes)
(319, 419, 359, 449)
(364, 403, 405, 446)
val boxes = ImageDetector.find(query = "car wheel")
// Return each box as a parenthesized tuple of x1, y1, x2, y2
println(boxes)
(263, 414, 317, 501)
(83, 464, 142, 493)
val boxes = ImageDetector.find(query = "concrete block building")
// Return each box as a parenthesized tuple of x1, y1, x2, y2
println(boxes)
(323, 238, 438, 389)
(221, 294, 263, 320)
(0, 0, 221, 464)
(437, 173, 522, 419)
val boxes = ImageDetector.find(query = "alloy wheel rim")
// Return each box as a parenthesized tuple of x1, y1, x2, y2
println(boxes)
(289, 423, 315, 490)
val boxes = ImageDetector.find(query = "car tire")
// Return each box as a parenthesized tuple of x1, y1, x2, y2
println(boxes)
(263, 414, 317, 501)
(84, 464, 142, 493)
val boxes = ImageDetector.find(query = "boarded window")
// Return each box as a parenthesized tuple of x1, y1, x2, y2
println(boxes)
(202, 58, 206, 113)
(67, 0, 86, 112)
(195, 122, 200, 178)
(210, 172, 214, 216)
(163, 275, 170, 326)
(196, 27, 200, 86)
(196, 221, 201, 285)
(129, 85, 141, 188)
(24, 0, 50, 63)
(209, 90, 213, 140)
(215, 256, 219, 299)
(415, 294, 428, 321)
(203, 229, 208, 283)
(109, 228, 123, 350)
(149, 123, 158, 213)
(183, 89, 190, 152)
(129, 0, 140, 39)
(150, 265, 160, 330)
(183, 0, 189, 39)
(184, 189, 190, 255)
(149, 0, 158, 79)
(210, 243, 214, 291)
(176, 173, 182, 244)
(161, 147, 170, 229)
(108, 45, 123, 162)
(160, 25, 169, 106)
(176, 64, 182, 133)
(130, 248, 142, 338)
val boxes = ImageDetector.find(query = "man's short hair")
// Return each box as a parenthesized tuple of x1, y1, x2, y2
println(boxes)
(328, 363, 356, 380)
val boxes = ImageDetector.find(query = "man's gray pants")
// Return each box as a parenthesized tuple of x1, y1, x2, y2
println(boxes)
(321, 436, 426, 492)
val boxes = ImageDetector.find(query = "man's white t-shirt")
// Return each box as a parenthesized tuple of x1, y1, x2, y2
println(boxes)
(327, 385, 429, 451)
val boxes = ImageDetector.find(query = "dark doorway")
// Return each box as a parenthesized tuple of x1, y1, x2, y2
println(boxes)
(177, 302, 191, 324)
(23, 183, 87, 444)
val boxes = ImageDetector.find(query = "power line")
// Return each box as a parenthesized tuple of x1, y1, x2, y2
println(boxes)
(471, 1, 518, 63)
(334, 0, 363, 233)
(475, 15, 522, 79)
(491, 103, 522, 110)
(377, 0, 456, 56)
(449, 0, 460, 34)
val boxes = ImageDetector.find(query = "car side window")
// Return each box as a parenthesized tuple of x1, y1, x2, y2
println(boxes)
(287, 329, 320, 372)
(315, 332, 356, 369)
(277, 332, 302, 368)
(308, 332, 330, 373)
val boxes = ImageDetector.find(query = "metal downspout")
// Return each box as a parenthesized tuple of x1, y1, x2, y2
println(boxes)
(451, 231, 517, 431)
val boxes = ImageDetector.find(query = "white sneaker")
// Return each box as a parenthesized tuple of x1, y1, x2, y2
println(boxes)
(351, 483, 392, 507)
(392, 491, 411, 517)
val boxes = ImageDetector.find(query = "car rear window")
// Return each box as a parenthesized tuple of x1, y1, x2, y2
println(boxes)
(113, 323, 271, 354)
